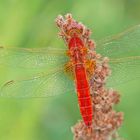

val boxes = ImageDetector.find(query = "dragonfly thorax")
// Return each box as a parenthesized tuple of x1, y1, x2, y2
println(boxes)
(68, 36, 87, 65)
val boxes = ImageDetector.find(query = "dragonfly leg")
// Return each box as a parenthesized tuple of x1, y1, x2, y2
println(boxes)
(85, 59, 96, 79)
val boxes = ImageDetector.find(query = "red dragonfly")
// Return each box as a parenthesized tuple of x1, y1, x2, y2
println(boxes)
(0, 14, 140, 127)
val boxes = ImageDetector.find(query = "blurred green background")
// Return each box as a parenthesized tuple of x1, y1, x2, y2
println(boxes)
(0, 0, 140, 140)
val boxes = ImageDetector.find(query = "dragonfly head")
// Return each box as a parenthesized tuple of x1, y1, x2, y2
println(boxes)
(67, 28, 82, 38)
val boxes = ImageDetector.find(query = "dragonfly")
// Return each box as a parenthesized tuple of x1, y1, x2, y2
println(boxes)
(0, 14, 140, 127)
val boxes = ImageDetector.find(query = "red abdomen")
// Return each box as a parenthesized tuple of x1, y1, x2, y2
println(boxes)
(75, 64, 93, 126)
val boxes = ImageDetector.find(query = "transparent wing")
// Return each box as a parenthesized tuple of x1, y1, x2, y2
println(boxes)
(0, 46, 68, 69)
(106, 56, 140, 87)
(95, 25, 140, 87)
(96, 25, 140, 58)
(0, 68, 74, 98)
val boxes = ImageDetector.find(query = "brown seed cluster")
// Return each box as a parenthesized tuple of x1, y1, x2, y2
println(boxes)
(56, 14, 123, 140)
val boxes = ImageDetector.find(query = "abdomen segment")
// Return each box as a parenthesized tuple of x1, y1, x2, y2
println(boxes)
(75, 64, 93, 126)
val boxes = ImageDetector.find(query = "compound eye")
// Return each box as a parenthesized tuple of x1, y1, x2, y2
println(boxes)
(67, 28, 82, 37)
